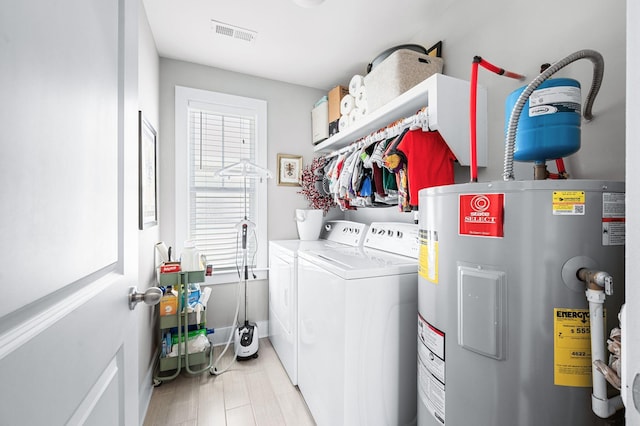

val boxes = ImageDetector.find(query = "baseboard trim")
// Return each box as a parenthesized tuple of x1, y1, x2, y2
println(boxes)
(138, 359, 156, 425)
(210, 320, 268, 347)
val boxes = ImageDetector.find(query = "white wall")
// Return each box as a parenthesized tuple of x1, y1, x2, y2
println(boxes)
(341, 1, 626, 227)
(144, 1, 640, 421)
(152, 1, 628, 390)
(408, 0, 626, 184)
(625, 0, 639, 422)
(158, 59, 326, 331)
(137, 0, 160, 419)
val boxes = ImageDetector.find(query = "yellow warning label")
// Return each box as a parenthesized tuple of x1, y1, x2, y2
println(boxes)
(552, 191, 586, 216)
(553, 308, 605, 387)
(419, 229, 439, 284)
(553, 191, 585, 203)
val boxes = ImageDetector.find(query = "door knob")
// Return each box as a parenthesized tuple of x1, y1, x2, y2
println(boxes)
(129, 286, 162, 310)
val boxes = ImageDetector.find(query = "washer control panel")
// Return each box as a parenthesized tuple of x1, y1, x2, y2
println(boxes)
(364, 222, 419, 258)
(321, 220, 368, 246)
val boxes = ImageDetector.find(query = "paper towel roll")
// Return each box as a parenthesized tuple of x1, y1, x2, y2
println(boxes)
(340, 94, 355, 115)
(155, 241, 169, 265)
(349, 74, 364, 96)
(339, 115, 349, 132)
(355, 85, 367, 107)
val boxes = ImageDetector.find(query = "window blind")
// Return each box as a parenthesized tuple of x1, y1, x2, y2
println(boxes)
(188, 108, 258, 271)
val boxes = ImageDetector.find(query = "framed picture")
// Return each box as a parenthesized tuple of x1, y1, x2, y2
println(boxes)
(427, 40, 442, 57)
(277, 154, 302, 186)
(139, 111, 158, 229)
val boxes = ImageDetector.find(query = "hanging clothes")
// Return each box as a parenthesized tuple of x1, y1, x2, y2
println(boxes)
(338, 150, 358, 198)
(396, 129, 456, 209)
(382, 128, 411, 211)
(320, 107, 455, 212)
(329, 153, 346, 197)
(370, 137, 391, 168)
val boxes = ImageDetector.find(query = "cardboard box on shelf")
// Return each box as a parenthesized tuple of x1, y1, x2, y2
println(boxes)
(328, 85, 349, 123)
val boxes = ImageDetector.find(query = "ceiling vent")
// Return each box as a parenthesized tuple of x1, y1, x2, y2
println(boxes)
(211, 20, 257, 44)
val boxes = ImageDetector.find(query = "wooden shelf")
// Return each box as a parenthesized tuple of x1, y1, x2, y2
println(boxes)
(313, 73, 487, 167)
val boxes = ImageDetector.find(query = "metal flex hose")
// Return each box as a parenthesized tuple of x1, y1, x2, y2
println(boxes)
(502, 49, 605, 181)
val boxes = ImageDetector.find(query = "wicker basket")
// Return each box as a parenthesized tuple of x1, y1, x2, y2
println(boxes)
(364, 49, 444, 113)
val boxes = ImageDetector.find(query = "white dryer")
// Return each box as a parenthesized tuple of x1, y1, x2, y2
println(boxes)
(268, 220, 367, 385)
(297, 222, 419, 426)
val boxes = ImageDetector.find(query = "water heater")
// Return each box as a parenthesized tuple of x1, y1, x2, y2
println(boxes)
(417, 180, 625, 425)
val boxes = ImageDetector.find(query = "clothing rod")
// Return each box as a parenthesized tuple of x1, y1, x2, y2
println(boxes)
(324, 107, 429, 159)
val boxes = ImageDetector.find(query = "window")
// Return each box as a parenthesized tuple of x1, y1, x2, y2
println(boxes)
(175, 86, 268, 284)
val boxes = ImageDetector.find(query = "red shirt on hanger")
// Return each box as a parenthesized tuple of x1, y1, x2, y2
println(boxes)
(397, 129, 456, 208)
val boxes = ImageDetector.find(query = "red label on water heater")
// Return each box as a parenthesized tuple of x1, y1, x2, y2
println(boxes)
(459, 193, 504, 238)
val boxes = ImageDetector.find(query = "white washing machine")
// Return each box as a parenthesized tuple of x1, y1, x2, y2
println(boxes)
(297, 222, 419, 426)
(269, 220, 368, 385)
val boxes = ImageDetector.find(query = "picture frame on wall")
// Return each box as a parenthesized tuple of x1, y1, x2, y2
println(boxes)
(277, 154, 302, 186)
(139, 111, 158, 229)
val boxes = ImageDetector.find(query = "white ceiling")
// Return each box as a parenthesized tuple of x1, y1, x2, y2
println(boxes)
(142, 0, 440, 90)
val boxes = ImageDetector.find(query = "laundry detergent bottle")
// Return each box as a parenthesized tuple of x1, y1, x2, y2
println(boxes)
(181, 240, 203, 271)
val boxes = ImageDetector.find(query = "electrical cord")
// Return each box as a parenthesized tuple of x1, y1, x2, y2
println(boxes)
(212, 218, 260, 374)
(210, 266, 242, 376)
(250, 228, 258, 279)
(235, 230, 242, 279)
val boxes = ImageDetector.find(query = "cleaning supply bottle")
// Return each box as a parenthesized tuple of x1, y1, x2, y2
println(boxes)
(187, 282, 201, 307)
(159, 286, 178, 316)
(181, 240, 203, 271)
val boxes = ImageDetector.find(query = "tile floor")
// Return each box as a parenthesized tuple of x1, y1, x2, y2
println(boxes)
(143, 338, 315, 426)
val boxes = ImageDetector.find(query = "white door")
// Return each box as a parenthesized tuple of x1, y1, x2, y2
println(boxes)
(0, 1, 140, 425)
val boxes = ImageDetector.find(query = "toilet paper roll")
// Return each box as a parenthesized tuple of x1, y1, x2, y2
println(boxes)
(340, 94, 355, 115)
(358, 104, 368, 117)
(349, 74, 364, 96)
(339, 115, 349, 132)
(349, 109, 360, 124)
(355, 85, 367, 107)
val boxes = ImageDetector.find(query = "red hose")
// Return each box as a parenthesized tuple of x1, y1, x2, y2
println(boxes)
(469, 56, 525, 183)
(470, 61, 479, 182)
(476, 58, 525, 80)
(539, 158, 569, 179)
(549, 158, 569, 179)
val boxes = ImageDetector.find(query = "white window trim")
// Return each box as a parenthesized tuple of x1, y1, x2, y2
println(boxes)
(175, 85, 269, 285)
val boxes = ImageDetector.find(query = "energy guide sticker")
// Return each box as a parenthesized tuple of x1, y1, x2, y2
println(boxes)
(553, 308, 605, 387)
(602, 192, 625, 246)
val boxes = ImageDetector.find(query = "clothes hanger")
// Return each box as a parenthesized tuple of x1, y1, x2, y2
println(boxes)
(323, 107, 432, 162)
(216, 158, 273, 179)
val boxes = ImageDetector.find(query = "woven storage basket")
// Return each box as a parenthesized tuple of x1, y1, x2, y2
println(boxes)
(364, 49, 444, 113)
